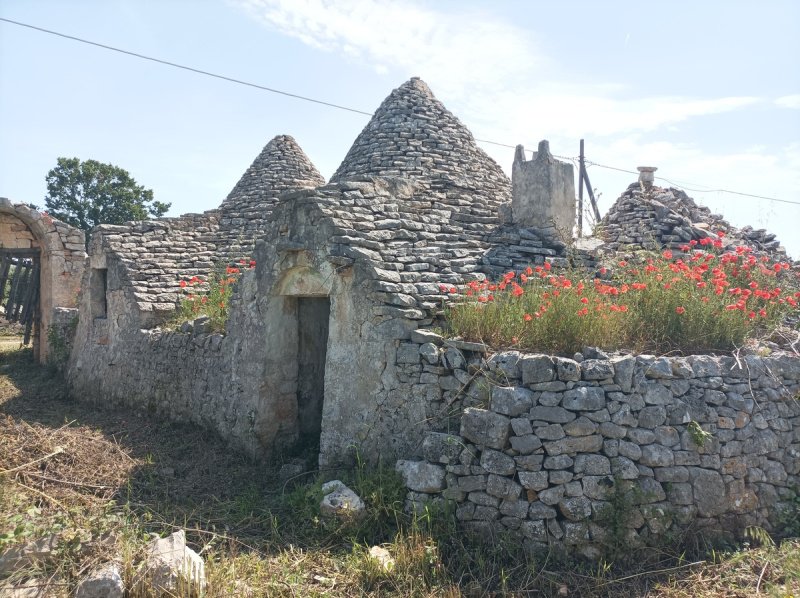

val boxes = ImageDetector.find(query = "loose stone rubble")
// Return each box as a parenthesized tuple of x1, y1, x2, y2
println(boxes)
(600, 183, 795, 261)
(74, 562, 125, 598)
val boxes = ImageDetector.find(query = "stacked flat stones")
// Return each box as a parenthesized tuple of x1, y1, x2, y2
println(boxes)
(92, 213, 219, 316)
(90, 135, 325, 319)
(601, 184, 794, 262)
(216, 135, 325, 265)
(259, 78, 574, 327)
(332, 77, 511, 203)
(395, 339, 800, 557)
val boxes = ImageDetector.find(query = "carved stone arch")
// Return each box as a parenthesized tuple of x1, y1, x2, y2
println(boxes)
(0, 199, 86, 362)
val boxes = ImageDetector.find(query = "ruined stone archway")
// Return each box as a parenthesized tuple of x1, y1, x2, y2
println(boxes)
(0, 199, 86, 362)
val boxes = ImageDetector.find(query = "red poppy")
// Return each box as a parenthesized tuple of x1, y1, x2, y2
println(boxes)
(675, 306, 686, 314)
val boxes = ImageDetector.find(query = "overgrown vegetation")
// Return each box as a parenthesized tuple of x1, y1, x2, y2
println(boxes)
(1, 342, 798, 596)
(444, 240, 800, 355)
(173, 260, 254, 332)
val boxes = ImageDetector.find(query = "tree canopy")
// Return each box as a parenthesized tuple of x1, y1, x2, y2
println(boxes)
(44, 157, 170, 234)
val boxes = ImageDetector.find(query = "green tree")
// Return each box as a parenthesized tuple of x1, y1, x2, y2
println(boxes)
(44, 157, 170, 235)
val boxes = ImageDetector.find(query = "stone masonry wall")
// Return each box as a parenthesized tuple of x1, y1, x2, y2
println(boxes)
(0, 212, 41, 249)
(393, 334, 800, 558)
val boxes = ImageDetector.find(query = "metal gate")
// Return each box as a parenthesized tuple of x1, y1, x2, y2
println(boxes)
(0, 249, 40, 345)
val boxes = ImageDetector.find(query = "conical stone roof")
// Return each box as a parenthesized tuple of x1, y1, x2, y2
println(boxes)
(220, 134, 325, 214)
(331, 78, 510, 202)
(216, 135, 325, 262)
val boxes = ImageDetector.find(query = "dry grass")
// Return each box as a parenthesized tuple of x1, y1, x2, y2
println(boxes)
(1, 341, 798, 597)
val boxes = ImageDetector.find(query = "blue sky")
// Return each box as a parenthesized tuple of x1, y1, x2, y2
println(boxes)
(1, 0, 798, 256)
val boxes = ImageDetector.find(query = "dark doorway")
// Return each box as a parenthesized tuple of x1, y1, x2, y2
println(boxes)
(296, 297, 330, 449)
(0, 249, 41, 345)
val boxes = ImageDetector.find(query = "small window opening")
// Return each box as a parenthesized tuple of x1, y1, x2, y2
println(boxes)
(90, 268, 108, 319)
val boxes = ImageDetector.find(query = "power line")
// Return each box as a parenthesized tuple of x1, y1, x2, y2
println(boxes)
(2, 17, 798, 208)
(585, 160, 800, 206)
(0, 17, 374, 117)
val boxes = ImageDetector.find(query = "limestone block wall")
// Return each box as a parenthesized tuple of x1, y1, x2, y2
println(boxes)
(67, 271, 291, 458)
(0, 212, 40, 249)
(392, 337, 800, 557)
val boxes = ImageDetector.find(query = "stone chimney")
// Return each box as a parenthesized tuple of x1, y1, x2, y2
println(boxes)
(511, 140, 576, 235)
(637, 166, 658, 190)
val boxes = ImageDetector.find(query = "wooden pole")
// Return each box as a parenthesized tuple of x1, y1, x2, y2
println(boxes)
(582, 166, 602, 222)
(577, 139, 585, 237)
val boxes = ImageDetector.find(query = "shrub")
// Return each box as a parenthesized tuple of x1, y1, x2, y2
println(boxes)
(176, 259, 255, 332)
(443, 238, 799, 355)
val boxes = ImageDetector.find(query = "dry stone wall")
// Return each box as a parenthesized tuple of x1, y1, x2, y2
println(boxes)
(89, 214, 219, 324)
(393, 335, 800, 557)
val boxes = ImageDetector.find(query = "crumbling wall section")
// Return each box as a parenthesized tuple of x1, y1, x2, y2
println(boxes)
(600, 184, 795, 263)
(393, 339, 800, 557)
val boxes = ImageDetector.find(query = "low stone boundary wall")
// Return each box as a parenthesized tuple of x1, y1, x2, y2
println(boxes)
(395, 336, 800, 557)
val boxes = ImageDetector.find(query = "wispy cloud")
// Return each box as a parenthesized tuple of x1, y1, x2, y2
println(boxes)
(233, 0, 541, 97)
(775, 94, 800, 109)
(234, 0, 761, 140)
(232, 0, 798, 256)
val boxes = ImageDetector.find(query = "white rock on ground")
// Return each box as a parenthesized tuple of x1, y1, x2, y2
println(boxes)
(75, 562, 124, 598)
(319, 480, 365, 518)
(140, 529, 206, 594)
(368, 545, 395, 570)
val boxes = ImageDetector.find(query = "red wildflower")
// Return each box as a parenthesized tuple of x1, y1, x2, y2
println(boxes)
(180, 280, 187, 288)
(523, 313, 532, 321)
(544, 262, 552, 271)
(662, 250, 673, 260)
(580, 297, 589, 304)
(675, 306, 686, 314)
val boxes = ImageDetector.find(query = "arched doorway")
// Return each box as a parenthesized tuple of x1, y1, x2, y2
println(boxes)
(0, 199, 85, 362)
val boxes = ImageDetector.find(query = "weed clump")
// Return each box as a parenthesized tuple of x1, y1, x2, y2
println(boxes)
(443, 240, 799, 355)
